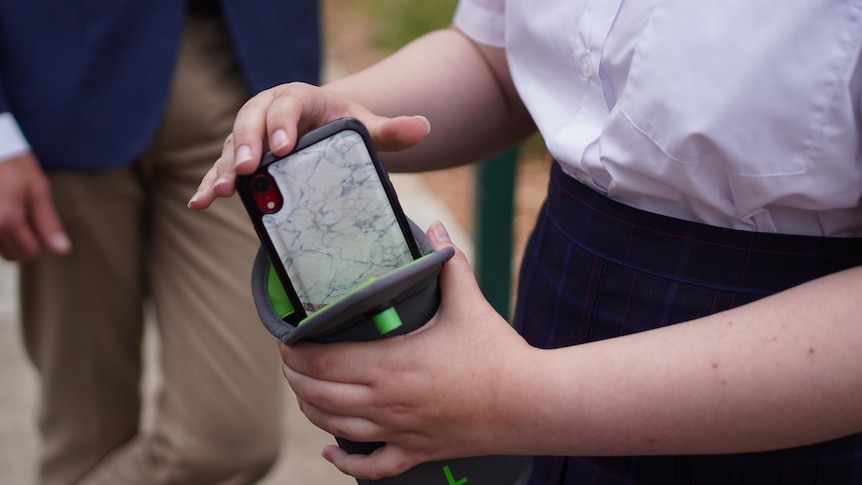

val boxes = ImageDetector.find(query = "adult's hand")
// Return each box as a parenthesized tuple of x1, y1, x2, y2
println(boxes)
(0, 152, 70, 260)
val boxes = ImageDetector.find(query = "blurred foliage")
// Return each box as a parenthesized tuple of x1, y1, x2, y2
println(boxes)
(325, 0, 457, 53)
(363, 0, 459, 52)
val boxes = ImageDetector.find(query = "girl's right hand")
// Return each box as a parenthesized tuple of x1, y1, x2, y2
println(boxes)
(188, 82, 430, 210)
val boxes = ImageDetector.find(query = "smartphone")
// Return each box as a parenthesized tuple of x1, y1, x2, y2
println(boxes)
(238, 118, 422, 325)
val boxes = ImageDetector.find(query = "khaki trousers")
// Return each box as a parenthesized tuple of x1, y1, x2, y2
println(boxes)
(20, 14, 283, 485)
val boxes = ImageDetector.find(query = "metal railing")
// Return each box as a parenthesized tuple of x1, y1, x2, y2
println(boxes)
(473, 149, 518, 321)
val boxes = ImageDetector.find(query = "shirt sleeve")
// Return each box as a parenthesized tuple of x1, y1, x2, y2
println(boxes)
(0, 73, 32, 163)
(0, 112, 31, 163)
(452, 0, 506, 48)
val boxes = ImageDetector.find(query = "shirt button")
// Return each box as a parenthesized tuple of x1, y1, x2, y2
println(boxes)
(581, 55, 592, 77)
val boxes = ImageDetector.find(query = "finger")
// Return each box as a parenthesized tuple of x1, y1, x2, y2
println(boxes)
(425, 221, 508, 329)
(426, 220, 477, 284)
(211, 171, 238, 199)
(220, 89, 278, 192)
(282, 358, 375, 410)
(29, 192, 71, 255)
(263, 83, 375, 156)
(371, 115, 431, 152)
(263, 84, 316, 156)
(0, 153, 51, 260)
(0, 212, 40, 261)
(297, 398, 384, 444)
(238, 82, 338, 163)
(190, 133, 237, 207)
(281, 340, 389, 384)
(323, 443, 419, 481)
(212, 134, 241, 198)
(188, 164, 221, 209)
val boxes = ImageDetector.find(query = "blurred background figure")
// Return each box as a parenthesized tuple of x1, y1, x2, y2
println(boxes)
(0, 1, 320, 483)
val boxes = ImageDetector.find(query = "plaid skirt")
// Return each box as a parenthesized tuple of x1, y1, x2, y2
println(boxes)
(512, 162, 862, 484)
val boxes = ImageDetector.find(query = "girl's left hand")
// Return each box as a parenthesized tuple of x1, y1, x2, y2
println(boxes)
(281, 221, 538, 480)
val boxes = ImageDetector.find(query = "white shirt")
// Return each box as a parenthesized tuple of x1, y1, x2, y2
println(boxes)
(0, 112, 31, 162)
(455, 0, 862, 236)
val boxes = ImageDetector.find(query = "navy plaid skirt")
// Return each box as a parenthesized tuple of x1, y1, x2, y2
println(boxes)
(512, 162, 862, 484)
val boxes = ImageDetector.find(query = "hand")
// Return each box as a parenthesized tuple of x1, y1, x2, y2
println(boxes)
(0, 152, 70, 261)
(281, 222, 538, 480)
(188, 82, 431, 210)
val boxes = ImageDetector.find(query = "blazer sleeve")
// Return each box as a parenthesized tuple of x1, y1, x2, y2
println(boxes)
(218, 0, 322, 92)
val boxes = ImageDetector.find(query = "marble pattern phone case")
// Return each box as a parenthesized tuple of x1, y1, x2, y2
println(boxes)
(262, 129, 414, 312)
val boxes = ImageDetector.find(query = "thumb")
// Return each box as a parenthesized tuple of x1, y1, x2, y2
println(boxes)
(29, 189, 71, 255)
(369, 115, 431, 152)
(425, 220, 480, 294)
(426, 220, 468, 265)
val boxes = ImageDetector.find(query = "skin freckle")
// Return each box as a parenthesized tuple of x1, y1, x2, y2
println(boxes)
(808, 347, 815, 355)
(712, 362, 719, 369)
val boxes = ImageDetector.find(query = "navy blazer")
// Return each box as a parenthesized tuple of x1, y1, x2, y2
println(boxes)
(0, 0, 320, 170)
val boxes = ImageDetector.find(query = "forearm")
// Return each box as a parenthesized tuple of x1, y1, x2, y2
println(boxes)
(517, 265, 862, 456)
(324, 27, 535, 172)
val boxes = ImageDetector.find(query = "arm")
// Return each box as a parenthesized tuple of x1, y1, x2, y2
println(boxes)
(323, 28, 533, 173)
(534, 267, 862, 457)
(188, 27, 535, 209)
(282, 223, 862, 480)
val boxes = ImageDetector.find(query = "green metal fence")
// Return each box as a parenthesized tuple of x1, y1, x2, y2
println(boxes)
(473, 150, 518, 321)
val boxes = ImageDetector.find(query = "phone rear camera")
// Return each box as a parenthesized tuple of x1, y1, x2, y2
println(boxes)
(252, 174, 272, 193)
(249, 173, 282, 214)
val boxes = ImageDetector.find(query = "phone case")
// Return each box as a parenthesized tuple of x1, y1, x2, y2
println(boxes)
(238, 118, 421, 325)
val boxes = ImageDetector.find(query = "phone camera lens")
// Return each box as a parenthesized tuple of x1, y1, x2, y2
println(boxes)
(252, 174, 272, 193)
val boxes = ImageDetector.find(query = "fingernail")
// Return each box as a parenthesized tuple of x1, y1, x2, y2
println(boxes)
(271, 129, 289, 150)
(414, 115, 431, 134)
(187, 193, 199, 208)
(429, 220, 450, 242)
(235, 145, 252, 167)
(49, 232, 71, 254)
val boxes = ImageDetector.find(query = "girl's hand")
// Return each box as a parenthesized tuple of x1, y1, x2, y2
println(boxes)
(281, 222, 537, 480)
(188, 82, 430, 210)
